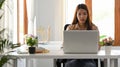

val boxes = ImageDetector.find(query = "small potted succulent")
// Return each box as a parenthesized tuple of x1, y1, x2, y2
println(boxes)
(25, 34, 38, 54)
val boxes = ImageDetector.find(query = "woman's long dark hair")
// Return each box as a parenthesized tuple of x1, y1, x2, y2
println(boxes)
(72, 4, 92, 30)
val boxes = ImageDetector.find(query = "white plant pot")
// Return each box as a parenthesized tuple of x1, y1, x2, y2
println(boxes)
(105, 46, 111, 55)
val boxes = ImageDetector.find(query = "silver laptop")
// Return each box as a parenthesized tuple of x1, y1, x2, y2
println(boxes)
(63, 30, 99, 54)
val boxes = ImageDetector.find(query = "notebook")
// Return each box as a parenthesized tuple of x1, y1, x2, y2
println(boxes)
(63, 30, 99, 54)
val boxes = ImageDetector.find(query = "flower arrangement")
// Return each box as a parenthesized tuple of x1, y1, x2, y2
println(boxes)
(25, 34, 38, 47)
(99, 35, 113, 46)
(102, 37, 113, 46)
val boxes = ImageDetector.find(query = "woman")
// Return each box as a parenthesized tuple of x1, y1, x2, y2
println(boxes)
(65, 4, 98, 67)
(66, 4, 98, 30)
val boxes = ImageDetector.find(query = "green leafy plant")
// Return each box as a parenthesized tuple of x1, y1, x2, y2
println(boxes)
(99, 35, 107, 46)
(0, 0, 19, 67)
(25, 34, 38, 47)
(0, 55, 10, 66)
(0, 0, 5, 19)
(0, 39, 13, 53)
(0, 29, 17, 67)
(0, 31, 17, 67)
(99, 35, 113, 46)
(0, 55, 19, 67)
(0, 0, 5, 9)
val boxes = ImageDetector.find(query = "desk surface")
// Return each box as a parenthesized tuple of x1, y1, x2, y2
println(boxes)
(9, 41, 120, 59)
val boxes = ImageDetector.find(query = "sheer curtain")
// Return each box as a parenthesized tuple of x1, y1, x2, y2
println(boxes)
(26, 0, 36, 35)
(3, 0, 17, 43)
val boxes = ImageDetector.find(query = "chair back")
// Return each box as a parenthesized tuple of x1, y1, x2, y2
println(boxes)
(64, 24, 70, 30)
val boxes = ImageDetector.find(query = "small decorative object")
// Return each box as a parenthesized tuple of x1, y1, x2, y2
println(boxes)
(99, 35, 114, 52)
(103, 37, 113, 54)
(25, 34, 38, 54)
(99, 35, 114, 46)
(102, 37, 113, 46)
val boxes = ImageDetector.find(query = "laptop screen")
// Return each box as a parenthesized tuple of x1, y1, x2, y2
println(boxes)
(63, 30, 99, 54)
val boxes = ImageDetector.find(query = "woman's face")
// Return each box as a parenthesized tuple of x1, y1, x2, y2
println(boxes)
(77, 9, 88, 24)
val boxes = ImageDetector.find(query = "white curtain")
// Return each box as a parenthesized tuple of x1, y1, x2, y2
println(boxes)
(4, 0, 17, 43)
(26, 0, 36, 35)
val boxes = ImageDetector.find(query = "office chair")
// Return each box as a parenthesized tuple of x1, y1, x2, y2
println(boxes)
(64, 24, 70, 30)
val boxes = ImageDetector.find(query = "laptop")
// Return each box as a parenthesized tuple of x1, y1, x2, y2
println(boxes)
(63, 30, 99, 54)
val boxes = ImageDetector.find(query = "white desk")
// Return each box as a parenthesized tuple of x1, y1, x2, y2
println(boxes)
(9, 41, 120, 67)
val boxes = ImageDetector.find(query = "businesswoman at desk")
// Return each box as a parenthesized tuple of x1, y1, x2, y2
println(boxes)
(65, 4, 98, 67)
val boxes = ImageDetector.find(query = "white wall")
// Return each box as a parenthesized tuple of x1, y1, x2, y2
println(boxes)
(35, 0, 64, 41)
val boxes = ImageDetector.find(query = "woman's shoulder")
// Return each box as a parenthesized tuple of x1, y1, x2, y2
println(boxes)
(66, 24, 77, 30)
(92, 24, 98, 30)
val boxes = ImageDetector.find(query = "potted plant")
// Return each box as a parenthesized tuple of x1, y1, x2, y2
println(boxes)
(0, 29, 19, 67)
(0, 0, 20, 67)
(0, 26, 20, 67)
(99, 35, 113, 46)
(25, 34, 38, 54)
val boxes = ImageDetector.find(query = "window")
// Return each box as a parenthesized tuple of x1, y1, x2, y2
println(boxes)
(3, 0, 36, 44)
(65, 0, 85, 24)
(92, 0, 114, 38)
